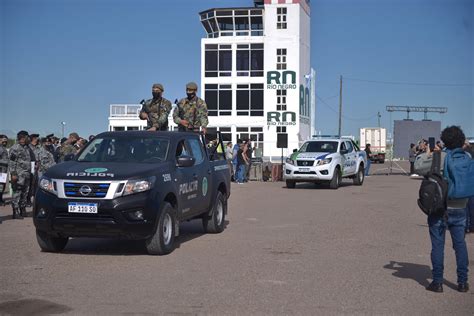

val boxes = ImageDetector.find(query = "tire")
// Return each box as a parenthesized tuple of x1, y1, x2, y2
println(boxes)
(203, 191, 226, 234)
(286, 180, 296, 189)
(145, 202, 176, 255)
(329, 167, 342, 189)
(353, 165, 365, 185)
(36, 230, 68, 252)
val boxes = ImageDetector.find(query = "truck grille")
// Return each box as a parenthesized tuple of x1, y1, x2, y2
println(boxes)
(296, 160, 314, 166)
(64, 182, 110, 198)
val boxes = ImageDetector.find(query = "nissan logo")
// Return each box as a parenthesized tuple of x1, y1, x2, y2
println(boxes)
(79, 185, 92, 196)
(303, 161, 308, 166)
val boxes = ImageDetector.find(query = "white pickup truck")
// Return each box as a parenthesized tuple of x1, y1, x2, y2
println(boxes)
(284, 137, 367, 189)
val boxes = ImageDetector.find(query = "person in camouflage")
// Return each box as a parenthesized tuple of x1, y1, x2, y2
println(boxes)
(38, 137, 56, 178)
(0, 135, 9, 210)
(139, 83, 172, 131)
(27, 133, 41, 206)
(59, 132, 79, 162)
(9, 131, 35, 219)
(173, 82, 208, 134)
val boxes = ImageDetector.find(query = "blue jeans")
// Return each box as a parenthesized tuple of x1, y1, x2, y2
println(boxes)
(365, 159, 371, 176)
(236, 164, 246, 183)
(428, 208, 469, 284)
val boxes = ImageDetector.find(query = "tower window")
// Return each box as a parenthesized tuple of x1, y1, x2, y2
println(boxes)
(277, 7, 287, 29)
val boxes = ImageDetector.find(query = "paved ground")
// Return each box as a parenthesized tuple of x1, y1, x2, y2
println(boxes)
(0, 162, 473, 315)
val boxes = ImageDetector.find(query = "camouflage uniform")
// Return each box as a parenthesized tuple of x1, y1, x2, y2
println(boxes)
(59, 143, 77, 162)
(140, 97, 172, 131)
(27, 143, 41, 204)
(37, 146, 56, 178)
(173, 96, 209, 132)
(9, 143, 34, 216)
(0, 143, 9, 205)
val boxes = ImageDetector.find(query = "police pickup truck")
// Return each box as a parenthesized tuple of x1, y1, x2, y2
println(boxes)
(284, 137, 367, 189)
(33, 131, 231, 255)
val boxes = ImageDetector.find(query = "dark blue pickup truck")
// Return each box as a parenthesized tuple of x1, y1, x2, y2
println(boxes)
(33, 131, 231, 255)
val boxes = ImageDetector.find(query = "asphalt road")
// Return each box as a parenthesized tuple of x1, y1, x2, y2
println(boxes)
(0, 162, 473, 315)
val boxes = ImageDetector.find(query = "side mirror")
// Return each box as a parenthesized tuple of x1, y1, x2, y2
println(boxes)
(340, 149, 348, 155)
(64, 154, 75, 161)
(293, 149, 298, 153)
(176, 156, 195, 168)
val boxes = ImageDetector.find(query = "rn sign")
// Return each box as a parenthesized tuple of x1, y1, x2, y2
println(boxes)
(267, 111, 297, 126)
(267, 71, 297, 89)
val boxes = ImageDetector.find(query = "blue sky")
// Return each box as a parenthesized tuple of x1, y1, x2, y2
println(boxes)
(1, 0, 473, 139)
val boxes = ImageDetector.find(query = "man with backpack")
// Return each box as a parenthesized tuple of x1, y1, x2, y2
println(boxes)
(417, 126, 471, 293)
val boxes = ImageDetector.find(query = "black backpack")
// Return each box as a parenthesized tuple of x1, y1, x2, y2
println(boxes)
(417, 151, 448, 217)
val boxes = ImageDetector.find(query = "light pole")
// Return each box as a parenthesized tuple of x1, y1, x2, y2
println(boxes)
(61, 121, 66, 138)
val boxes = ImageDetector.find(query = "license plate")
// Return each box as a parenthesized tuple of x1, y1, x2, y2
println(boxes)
(68, 202, 98, 214)
(299, 168, 310, 172)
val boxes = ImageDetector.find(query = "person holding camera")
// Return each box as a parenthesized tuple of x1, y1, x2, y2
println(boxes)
(139, 83, 172, 131)
(417, 126, 470, 293)
(173, 82, 208, 134)
(9, 131, 35, 219)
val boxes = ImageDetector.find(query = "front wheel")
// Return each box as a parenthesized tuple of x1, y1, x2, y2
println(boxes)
(203, 191, 227, 234)
(329, 168, 342, 189)
(36, 230, 68, 252)
(145, 202, 176, 255)
(286, 180, 296, 189)
(353, 165, 365, 185)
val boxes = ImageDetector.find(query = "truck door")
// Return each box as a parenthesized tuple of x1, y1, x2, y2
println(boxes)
(175, 138, 196, 218)
(344, 141, 358, 175)
(187, 137, 213, 215)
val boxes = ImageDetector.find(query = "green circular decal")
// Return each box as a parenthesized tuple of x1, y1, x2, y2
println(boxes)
(85, 168, 108, 173)
(202, 177, 208, 197)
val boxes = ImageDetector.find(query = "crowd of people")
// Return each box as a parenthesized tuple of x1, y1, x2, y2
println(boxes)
(0, 131, 93, 222)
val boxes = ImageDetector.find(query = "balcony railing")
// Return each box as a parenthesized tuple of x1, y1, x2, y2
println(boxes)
(109, 104, 142, 117)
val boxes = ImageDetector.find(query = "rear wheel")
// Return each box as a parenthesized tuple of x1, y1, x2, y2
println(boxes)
(286, 180, 296, 189)
(329, 167, 342, 189)
(145, 202, 176, 255)
(36, 230, 68, 252)
(203, 191, 226, 234)
(353, 165, 365, 185)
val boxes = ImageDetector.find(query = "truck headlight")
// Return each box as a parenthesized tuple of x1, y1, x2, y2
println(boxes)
(39, 177, 57, 195)
(317, 158, 332, 165)
(285, 158, 294, 165)
(123, 176, 156, 196)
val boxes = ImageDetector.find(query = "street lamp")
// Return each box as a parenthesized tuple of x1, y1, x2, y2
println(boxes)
(61, 121, 66, 138)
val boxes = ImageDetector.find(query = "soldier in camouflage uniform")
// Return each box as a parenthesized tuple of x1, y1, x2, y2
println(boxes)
(27, 134, 41, 206)
(139, 83, 172, 131)
(59, 132, 79, 162)
(38, 137, 56, 178)
(9, 131, 35, 219)
(173, 82, 208, 134)
(0, 135, 9, 210)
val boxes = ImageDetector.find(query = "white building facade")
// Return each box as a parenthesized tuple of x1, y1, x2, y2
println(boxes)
(200, 0, 311, 158)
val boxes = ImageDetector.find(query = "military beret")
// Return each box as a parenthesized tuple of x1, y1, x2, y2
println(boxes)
(30, 133, 40, 139)
(46, 133, 54, 138)
(152, 83, 164, 92)
(186, 82, 198, 90)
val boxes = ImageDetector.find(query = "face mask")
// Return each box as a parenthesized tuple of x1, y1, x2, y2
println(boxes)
(187, 93, 196, 100)
(152, 92, 162, 99)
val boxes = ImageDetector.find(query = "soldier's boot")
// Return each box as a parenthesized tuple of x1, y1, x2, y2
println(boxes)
(12, 207, 23, 220)
(20, 207, 28, 218)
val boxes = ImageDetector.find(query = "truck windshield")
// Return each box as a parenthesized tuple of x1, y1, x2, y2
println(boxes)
(299, 141, 338, 153)
(77, 136, 169, 163)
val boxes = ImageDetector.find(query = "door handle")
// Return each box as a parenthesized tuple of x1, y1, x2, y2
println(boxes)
(193, 174, 198, 180)
(207, 169, 212, 174)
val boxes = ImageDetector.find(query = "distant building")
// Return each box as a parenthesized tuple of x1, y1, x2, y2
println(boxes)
(200, 0, 312, 158)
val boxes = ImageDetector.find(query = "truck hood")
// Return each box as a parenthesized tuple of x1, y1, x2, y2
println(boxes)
(44, 161, 167, 180)
(293, 152, 332, 160)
